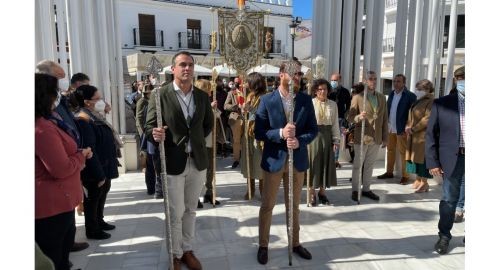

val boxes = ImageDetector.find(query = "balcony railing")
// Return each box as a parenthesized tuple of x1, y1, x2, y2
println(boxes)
(178, 32, 211, 50)
(133, 28, 164, 47)
(382, 37, 395, 53)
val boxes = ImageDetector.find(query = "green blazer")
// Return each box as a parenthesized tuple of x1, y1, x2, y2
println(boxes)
(145, 82, 214, 175)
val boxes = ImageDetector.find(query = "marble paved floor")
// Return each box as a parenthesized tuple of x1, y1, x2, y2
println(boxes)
(70, 158, 465, 270)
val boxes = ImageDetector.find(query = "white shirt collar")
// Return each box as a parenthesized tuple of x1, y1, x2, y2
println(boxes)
(173, 81, 193, 95)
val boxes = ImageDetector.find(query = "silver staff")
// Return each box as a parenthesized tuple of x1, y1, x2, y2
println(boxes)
(154, 87, 174, 270)
(284, 62, 299, 266)
(211, 68, 218, 206)
(242, 75, 253, 200)
(357, 82, 368, 204)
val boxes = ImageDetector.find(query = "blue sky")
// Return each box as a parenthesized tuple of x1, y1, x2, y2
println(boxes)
(293, 0, 312, 19)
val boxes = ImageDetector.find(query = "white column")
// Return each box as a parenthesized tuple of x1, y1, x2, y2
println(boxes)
(393, 0, 408, 76)
(426, 0, 440, 83)
(353, 0, 365, 83)
(363, 0, 375, 76)
(341, 0, 355, 88)
(329, 0, 342, 76)
(405, 0, 417, 85)
(65, 0, 83, 75)
(410, 0, 424, 92)
(434, 0, 446, 97)
(113, 0, 127, 134)
(35, 0, 57, 63)
(419, 0, 430, 78)
(54, 0, 69, 78)
(444, 0, 458, 95)
(96, 0, 114, 126)
(81, 0, 99, 84)
(371, 0, 385, 90)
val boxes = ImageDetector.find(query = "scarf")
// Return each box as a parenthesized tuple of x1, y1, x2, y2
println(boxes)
(79, 108, 123, 158)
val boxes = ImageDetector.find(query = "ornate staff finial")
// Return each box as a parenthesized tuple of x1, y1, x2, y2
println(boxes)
(312, 55, 325, 79)
(145, 56, 163, 85)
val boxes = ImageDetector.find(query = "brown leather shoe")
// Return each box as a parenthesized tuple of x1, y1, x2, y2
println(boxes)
(399, 177, 410, 185)
(181, 251, 202, 270)
(170, 257, 182, 270)
(377, 172, 394, 179)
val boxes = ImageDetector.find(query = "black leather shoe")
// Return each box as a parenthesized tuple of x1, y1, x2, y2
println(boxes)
(293, 245, 312, 260)
(197, 199, 203, 209)
(86, 231, 111, 240)
(434, 235, 450, 255)
(154, 193, 163, 199)
(99, 222, 116, 231)
(377, 172, 394, 179)
(361, 191, 380, 201)
(351, 191, 359, 202)
(318, 193, 330, 205)
(203, 194, 221, 205)
(70, 241, 89, 252)
(257, 246, 268, 265)
(231, 161, 239, 169)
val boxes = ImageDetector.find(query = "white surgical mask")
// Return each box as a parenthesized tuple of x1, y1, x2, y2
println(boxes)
(150, 78, 157, 86)
(415, 89, 426, 99)
(456, 80, 465, 96)
(94, 99, 106, 113)
(330, 80, 338, 89)
(59, 79, 70, 92)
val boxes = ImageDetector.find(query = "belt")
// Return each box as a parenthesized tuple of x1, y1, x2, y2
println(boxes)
(459, 147, 465, 155)
(186, 152, 195, 158)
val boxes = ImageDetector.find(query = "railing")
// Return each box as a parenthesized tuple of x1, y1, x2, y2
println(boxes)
(382, 37, 395, 53)
(133, 28, 164, 47)
(178, 32, 211, 50)
(386, 0, 398, 9)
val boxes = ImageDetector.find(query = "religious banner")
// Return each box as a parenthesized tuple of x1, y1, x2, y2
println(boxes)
(218, 8, 265, 73)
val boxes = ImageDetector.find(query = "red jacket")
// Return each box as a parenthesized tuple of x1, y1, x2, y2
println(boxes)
(35, 118, 85, 219)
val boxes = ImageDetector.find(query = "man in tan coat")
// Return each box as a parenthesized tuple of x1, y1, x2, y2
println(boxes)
(347, 71, 388, 201)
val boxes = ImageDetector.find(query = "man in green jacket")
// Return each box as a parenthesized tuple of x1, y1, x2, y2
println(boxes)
(145, 51, 213, 270)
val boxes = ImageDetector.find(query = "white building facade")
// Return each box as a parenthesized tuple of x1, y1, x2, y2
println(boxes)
(117, 0, 294, 77)
(312, 0, 465, 96)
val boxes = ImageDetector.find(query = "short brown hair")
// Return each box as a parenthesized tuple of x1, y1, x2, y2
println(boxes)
(415, 79, 434, 93)
(454, 66, 465, 78)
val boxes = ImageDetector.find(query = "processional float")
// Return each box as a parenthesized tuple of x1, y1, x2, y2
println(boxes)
(145, 56, 174, 270)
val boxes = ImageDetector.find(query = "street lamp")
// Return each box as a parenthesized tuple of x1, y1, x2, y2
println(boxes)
(289, 16, 302, 59)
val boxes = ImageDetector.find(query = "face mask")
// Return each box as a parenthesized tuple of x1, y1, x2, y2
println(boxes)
(330, 80, 338, 89)
(150, 78, 157, 86)
(94, 99, 106, 113)
(415, 90, 426, 99)
(59, 79, 70, 92)
(456, 80, 465, 95)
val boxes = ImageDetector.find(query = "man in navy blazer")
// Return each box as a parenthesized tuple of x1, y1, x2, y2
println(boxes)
(254, 60, 318, 265)
(377, 74, 416, 184)
(425, 66, 465, 255)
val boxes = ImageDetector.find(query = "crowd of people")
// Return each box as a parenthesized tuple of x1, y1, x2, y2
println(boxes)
(35, 53, 465, 269)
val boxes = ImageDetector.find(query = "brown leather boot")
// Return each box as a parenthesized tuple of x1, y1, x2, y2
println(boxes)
(181, 251, 202, 270)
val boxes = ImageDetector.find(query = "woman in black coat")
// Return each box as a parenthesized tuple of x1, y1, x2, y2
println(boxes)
(70, 85, 121, 240)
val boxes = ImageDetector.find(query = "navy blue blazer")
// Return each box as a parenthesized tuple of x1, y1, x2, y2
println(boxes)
(425, 93, 461, 179)
(387, 88, 416, 134)
(255, 90, 318, 173)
